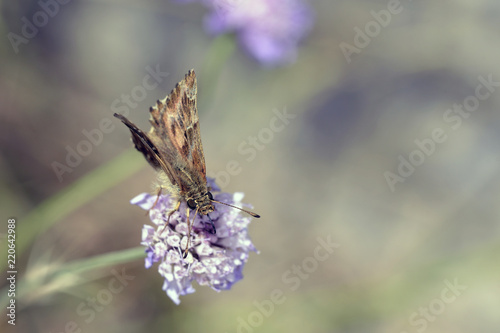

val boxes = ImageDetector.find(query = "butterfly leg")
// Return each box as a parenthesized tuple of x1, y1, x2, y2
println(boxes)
(154, 200, 180, 240)
(183, 206, 191, 258)
(167, 200, 181, 220)
(146, 186, 163, 216)
(183, 206, 200, 258)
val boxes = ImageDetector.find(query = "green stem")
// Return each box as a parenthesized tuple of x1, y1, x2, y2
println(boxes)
(0, 246, 145, 309)
(10, 149, 144, 266)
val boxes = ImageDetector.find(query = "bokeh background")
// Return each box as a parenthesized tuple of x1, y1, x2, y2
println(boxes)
(2, 0, 500, 332)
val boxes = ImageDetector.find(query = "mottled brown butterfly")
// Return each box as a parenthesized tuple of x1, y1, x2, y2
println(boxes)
(114, 69, 259, 256)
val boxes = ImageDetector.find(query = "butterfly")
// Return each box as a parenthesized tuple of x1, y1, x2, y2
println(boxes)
(114, 69, 259, 256)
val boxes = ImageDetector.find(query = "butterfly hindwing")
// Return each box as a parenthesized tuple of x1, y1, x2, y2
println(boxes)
(113, 113, 180, 187)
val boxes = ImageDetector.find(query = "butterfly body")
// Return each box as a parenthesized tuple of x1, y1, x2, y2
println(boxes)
(114, 69, 259, 254)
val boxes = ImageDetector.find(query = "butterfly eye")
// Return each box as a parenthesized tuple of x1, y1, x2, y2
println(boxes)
(207, 192, 213, 200)
(187, 199, 197, 210)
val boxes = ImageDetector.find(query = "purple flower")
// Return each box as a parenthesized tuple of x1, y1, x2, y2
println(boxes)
(131, 178, 258, 305)
(177, 0, 314, 66)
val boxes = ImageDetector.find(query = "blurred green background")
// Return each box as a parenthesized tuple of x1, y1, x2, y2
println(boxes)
(2, 0, 500, 332)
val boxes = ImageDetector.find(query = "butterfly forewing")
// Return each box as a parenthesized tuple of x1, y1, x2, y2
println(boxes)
(148, 70, 208, 194)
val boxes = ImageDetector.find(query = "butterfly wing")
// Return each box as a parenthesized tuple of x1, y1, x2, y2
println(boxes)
(113, 113, 181, 187)
(148, 69, 207, 193)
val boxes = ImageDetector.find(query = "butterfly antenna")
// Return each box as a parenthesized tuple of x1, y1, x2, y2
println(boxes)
(210, 199, 260, 218)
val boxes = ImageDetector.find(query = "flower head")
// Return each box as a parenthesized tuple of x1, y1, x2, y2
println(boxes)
(131, 178, 258, 304)
(177, 0, 314, 66)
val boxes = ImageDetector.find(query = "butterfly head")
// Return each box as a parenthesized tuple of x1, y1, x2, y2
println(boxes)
(187, 192, 215, 215)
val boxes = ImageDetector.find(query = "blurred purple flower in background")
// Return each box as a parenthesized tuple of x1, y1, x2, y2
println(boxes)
(177, 0, 314, 66)
(132, 178, 258, 304)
